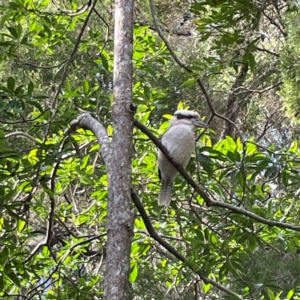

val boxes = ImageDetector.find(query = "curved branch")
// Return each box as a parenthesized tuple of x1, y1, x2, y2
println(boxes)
(5, 132, 37, 143)
(69, 113, 112, 168)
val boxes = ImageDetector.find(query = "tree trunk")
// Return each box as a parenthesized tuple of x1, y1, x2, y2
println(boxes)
(221, 63, 249, 139)
(104, 0, 134, 299)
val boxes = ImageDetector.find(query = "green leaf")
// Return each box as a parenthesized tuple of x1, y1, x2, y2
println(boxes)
(267, 200, 273, 218)
(7, 26, 19, 39)
(101, 55, 109, 71)
(28, 81, 34, 96)
(248, 235, 257, 252)
(6, 272, 20, 286)
(210, 233, 218, 244)
(265, 166, 277, 178)
(248, 52, 256, 72)
(289, 140, 298, 153)
(80, 155, 90, 170)
(83, 80, 89, 94)
(129, 262, 138, 283)
(0, 130, 4, 149)
(40, 182, 54, 198)
(203, 283, 211, 293)
(268, 288, 275, 300)
(65, 79, 72, 93)
(282, 170, 289, 186)
(7, 77, 15, 92)
(144, 86, 151, 100)
(274, 291, 283, 300)
(27, 100, 43, 112)
(0, 274, 3, 291)
(287, 289, 294, 300)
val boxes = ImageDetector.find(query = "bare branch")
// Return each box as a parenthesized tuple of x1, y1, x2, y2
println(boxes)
(93, 8, 110, 56)
(15, 58, 68, 69)
(255, 46, 280, 57)
(263, 11, 287, 37)
(256, 111, 277, 142)
(69, 113, 112, 167)
(5, 132, 37, 143)
(233, 81, 282, 95)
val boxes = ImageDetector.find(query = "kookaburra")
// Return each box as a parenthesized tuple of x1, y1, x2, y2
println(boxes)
(158, 110, 208, 206)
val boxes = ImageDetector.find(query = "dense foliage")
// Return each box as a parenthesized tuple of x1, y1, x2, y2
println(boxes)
(1, 0, 300, 299)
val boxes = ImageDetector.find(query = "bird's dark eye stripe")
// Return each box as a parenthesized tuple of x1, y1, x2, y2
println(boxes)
(176, 114, 193, 120)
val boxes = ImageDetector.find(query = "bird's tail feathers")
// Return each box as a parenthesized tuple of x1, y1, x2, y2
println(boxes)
(158, 181, 173, 206)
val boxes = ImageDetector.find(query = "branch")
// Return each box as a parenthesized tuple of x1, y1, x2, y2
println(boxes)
(93, 8, 110, 56)
(133, 118, 300, 232)
(5, 131, 37, 143)
(232, 81, 282, 95)
(15, 57, 68, 69)
(0, 109, 49, 124)
(256, 111, 277, 143)
(255, 46, 279, 58)
(69, 113, 112, 167)
(51, 0, 90, 16)
(131, 189, 243, 299)
(263, 11, 287, 37)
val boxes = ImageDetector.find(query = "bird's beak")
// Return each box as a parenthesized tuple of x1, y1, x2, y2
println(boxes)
(193, 119, 209, 128)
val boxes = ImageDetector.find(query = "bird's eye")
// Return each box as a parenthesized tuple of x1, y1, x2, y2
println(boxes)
(176, 114, 194, 120)
(176, 114, 186, 120)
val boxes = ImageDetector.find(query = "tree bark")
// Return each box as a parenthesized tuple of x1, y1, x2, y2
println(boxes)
(104, 0, 134, 299)
(69, 0, 135, 294)
(221, 63, 249, 139)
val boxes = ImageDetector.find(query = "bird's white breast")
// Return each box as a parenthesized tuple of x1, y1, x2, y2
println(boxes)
(161, 124, 195, 167)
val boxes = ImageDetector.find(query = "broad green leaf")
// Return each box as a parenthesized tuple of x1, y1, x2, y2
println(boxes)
(129, 262, 138, 283)
(203, 283, 211, 293)
(107, 124, 113, 135)
(287, 289, 294, 300)
(289, 140, 298, 153)
(162, 114, 172, 120)
(40, 182, 54, 198)
(248, 235, 257, 252)
(7, 77, 15, 92)
(83, 80, 89, 94)
(282, 170, 289, 186)
(65, 79, 72, 93)
(28, 81, 34, 96)
(101, 55, 109, 71)
(7, 26, 19, 39)
(268, 288, 275, 300)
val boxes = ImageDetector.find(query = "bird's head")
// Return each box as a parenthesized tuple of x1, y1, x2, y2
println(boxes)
(169, 110, 209, 129)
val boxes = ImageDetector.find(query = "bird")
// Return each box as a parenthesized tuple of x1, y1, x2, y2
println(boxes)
(157, 110, 208, 206)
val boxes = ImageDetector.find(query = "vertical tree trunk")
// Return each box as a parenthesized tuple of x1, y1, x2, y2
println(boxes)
(104, 0, 134, 299)
(221, 63, 249, 139)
